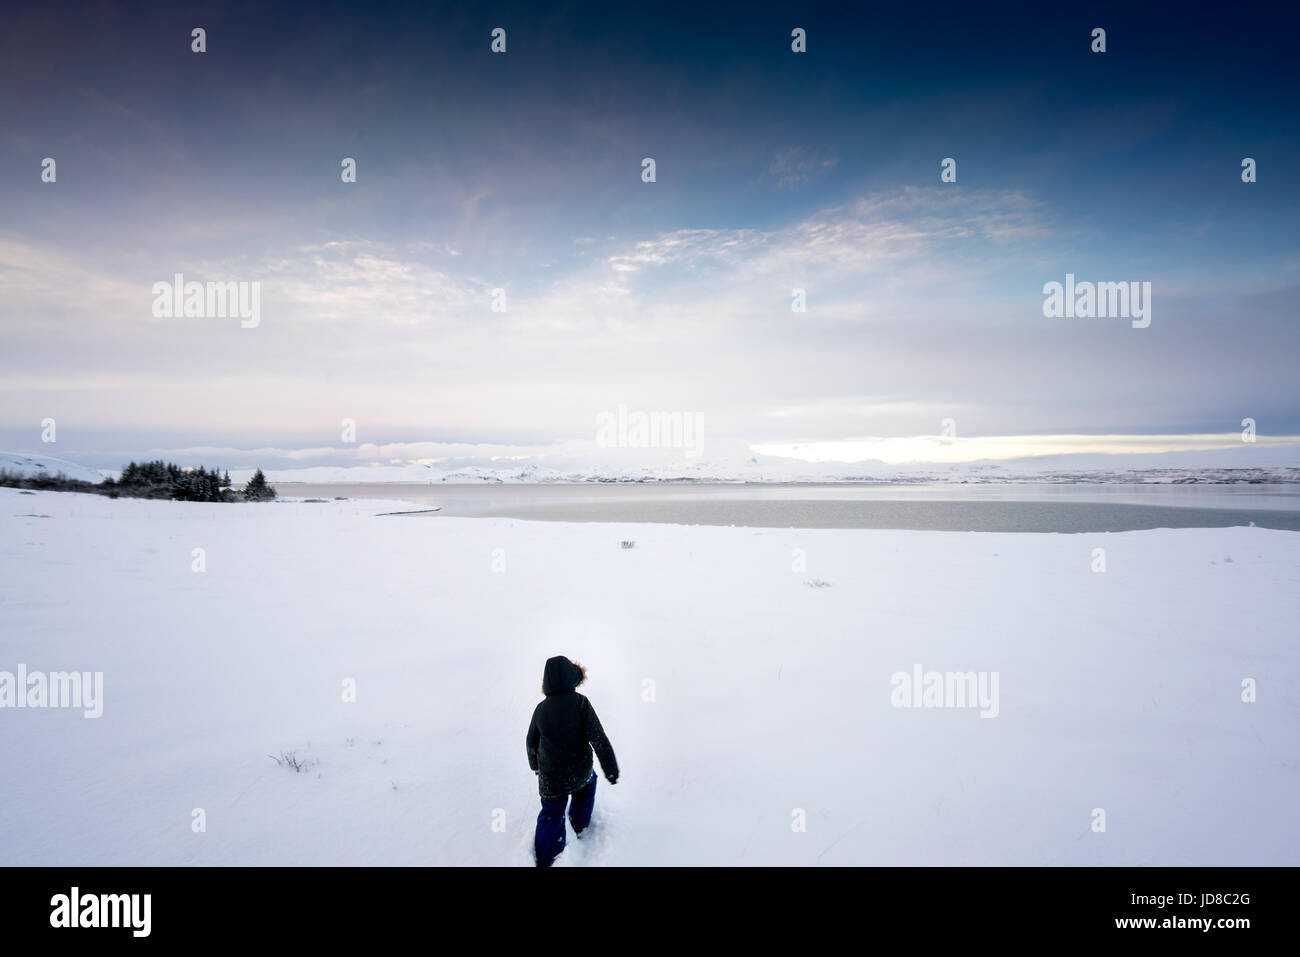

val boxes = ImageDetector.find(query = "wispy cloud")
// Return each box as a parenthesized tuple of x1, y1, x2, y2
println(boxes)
(768, 146, 839, 188)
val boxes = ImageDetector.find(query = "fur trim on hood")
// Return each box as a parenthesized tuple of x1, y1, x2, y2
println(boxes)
(541, 656, 588, 695)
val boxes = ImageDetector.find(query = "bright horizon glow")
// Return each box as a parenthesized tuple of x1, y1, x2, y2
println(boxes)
(78, 431, 1300, 475)
(750, 433, 1300, 466)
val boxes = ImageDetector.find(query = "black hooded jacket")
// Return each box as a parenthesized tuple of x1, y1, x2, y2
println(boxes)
(526, 656, 619, 798)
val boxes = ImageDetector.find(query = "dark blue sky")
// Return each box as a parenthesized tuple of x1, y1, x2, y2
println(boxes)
(2, 0, 1297, 469)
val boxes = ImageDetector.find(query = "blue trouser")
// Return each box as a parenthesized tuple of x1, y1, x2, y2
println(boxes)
(534, 771, 597, 866)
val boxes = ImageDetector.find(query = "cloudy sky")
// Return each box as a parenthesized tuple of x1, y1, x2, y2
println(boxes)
(2, 1, 1298, 473)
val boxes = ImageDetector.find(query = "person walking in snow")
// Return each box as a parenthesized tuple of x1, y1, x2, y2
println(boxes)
(526, 655, 619, 867)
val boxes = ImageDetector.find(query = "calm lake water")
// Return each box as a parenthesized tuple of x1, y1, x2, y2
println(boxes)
(279, 483, 1300, 533)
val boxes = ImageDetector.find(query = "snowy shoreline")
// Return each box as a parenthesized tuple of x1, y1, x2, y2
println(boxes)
(2, 487, 1297, 865)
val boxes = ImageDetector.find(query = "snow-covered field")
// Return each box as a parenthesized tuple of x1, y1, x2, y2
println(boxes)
(1, 486, 1297, 866)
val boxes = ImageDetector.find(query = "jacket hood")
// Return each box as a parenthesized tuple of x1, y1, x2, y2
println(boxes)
(542, 656, 584, 695)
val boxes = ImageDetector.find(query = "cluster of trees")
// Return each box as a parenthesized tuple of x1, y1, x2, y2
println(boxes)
(112, 461, 228, 501)
(2, 460, 277, 502)
(107, 462, 276, 502)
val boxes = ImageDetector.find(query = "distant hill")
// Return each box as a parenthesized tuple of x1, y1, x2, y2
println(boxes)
(0, 452, 106, 484)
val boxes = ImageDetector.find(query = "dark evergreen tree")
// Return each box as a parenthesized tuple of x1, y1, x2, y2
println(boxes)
(243, 468, 276, 501)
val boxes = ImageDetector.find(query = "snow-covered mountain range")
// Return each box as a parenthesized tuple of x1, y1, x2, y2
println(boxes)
(5, 450, 1299, 486)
